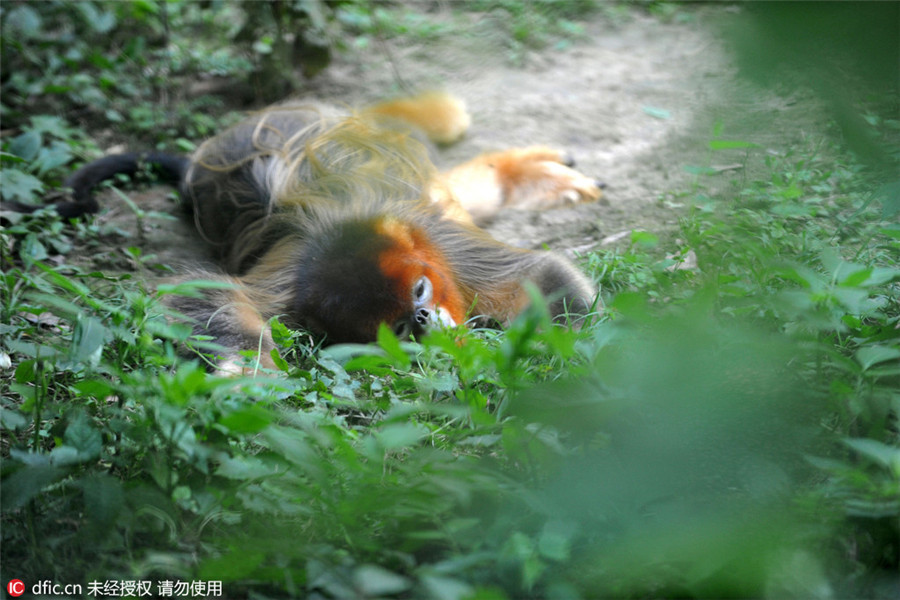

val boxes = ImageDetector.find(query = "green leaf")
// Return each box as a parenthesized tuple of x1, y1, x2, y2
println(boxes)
(32, 141, 73, 176)
(20, 233, 49, 265)
(219, 405, 273, 434)
(199, 549, 265, 582)
(64, 413, 103, 460)
(0, 464, 66, 510)
(609, 291, 650, 321)
(709, 139, 759, 150)
(0, 170, 44, 203)
(34, 262, 93, 298)
(73, 2, 116, 34)
(875, 180, 900, 218)
(0, 151, 26, 165)
(49, 446, 84, 467)
(0, 407, 27, 431)
(420, 575, 474, 600)
(504, 532, 545, 588)
(25, 292, 82, 320)
(844, 438, 900, 475)
(840, 266, 899, 288)
(3, 5, 42, 39)
(374, 423, 427, 450)
(839, 267, 874, 288)
(778, 264, 825, 290)
(252, 38, 273, 55)
(80, 474, 125, 528)
(353, 565, 411, 596)
(377, 322, 412, 368)
(262, 426, 318, 468)
(832, 287, 872, 314)
(538, 520, 577, 561)
(92, 10, 117, 34)
(155, 279, 236, 298)
(420, 371, 459, 393)
(777, 183, 803, 200)
(30, 115, 76, 139)
(343, 353, 395, 376)
(72, 379, 115, 400)
(129, 0, 160, 17)
(71, 316, 110, 365)
(631, 230, 659, 248)
(855, 345, 900, 372)
(9, 130, 42, 161)
(9, 383, 37, 409)
(9, 342, 59, 363)
(215, 455, 278, 480)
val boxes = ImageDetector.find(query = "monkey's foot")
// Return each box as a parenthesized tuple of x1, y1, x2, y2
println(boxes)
(442, 145, 604, 223)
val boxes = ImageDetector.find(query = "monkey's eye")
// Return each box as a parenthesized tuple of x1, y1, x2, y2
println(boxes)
(412, 276, 433, 306)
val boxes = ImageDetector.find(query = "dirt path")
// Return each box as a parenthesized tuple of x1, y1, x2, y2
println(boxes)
(305, 9, 734, 252)
(86, 6, 826, 272)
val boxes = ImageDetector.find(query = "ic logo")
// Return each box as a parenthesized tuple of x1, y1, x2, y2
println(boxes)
(7, 579, 25, 597)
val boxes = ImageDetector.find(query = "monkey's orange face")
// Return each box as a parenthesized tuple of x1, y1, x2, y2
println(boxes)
(290, 217, 465, 343)
(375, 217, 466, 338)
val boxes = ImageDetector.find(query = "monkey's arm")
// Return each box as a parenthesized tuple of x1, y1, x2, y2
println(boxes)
(524, 251, 599, 322)
(166, 276, 278, 375)
(470, 252, 598, 327)
(436, 226, 598, 326)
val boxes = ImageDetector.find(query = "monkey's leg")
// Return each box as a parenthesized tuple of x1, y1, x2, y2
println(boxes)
(440, 146, 604, 223)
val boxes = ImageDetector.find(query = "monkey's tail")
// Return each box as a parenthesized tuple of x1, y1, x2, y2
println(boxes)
(365, 91, 471, 146)
(62, 152, 190, 218)
(3, 152, 190, 219)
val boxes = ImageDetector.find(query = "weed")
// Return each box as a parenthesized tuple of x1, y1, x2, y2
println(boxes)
(2, 2, 899, 597)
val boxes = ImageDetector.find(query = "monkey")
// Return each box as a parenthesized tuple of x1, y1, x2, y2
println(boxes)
(13, 92, 603, 371)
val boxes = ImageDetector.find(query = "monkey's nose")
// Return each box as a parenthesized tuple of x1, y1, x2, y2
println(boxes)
(422, 306, 456, 329)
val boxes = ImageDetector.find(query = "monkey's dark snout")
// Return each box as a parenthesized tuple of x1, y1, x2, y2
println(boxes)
(415, 308, 431, 325)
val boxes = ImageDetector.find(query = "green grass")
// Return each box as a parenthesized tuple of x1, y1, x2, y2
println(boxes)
(2, 2, 899, 598)
(3, 125, 898, 599)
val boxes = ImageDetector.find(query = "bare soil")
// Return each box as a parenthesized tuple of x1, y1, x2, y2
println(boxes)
(83, 6, 829, 273)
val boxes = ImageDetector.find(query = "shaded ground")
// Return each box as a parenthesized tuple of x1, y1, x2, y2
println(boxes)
(84, 6, 828, 272)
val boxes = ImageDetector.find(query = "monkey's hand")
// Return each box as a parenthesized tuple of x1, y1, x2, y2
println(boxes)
(462, 247, 599, 329)
(166, 276, 278, 376)
(527, 252, 599, 327)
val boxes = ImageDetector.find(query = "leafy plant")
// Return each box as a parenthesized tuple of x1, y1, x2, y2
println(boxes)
(2, 2, 899, 597)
